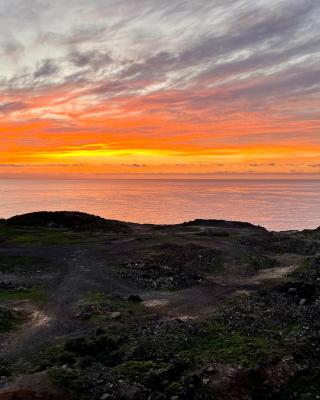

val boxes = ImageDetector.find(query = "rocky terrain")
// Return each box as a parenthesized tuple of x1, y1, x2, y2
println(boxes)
(0, 211, 319, 400)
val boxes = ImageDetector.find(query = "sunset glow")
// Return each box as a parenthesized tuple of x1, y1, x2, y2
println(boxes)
(1, 0, 320, 178)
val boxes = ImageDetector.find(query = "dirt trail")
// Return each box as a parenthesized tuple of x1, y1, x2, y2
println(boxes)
(0, 302, 51, 357)
(143, 264, 296, 320)
(0, 245, 140, 358)
(246, 265, 296, 283)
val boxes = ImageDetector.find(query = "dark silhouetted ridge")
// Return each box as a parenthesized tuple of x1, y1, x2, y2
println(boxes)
(5, 211, 131, 233)
(181, 219, 266, 231)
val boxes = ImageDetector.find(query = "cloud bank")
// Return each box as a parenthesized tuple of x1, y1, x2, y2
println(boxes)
(0, 0, 319, 175)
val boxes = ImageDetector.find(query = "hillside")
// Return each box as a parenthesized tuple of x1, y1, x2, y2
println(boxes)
(0, 212, 319, 400)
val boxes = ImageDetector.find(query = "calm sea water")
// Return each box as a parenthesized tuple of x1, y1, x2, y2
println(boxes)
(0, 179, 319, 231)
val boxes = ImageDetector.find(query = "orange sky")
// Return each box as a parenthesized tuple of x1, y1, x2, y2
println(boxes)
(1, 0, 320, 178)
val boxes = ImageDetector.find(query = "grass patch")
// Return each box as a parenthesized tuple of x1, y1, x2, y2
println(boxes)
(114, 360, 159, 378)
(289, 256, 314, 277)
(182, 321, 277, 368)
(85, 291, 143, 311)
(0, 226, 99, 246)
(0, 287, 47, 303)
(80, 291, 145, 319)
(0, 306, 26, 332)
(85, 291, 109, 304)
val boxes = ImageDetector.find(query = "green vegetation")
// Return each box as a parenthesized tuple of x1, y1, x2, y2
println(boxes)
(84, 291, 110, 304)
(247, 254, 278, 270)
(0, 306, 26, 332)
(0, 287, 47, 303)
(114, 360, 160, 378)
(289, 256, 314, 276)
(183, 321, 276, 367)
(80, 291, 146, 320)
(0, 225, 99, 246)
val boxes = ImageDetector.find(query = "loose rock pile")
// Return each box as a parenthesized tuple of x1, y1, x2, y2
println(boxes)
(119, 244, 222, 290)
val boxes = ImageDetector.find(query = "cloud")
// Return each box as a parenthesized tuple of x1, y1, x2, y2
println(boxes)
(39, 25, 107, 48)
(0, 163, 85, 167)
(249, 163, 276, 167)
(69, 50, 112, 70)
(0, 101, 28, 113)
(1, 38, 24, 57)
(122, 164, 147, 168)
(34, 59, 60, 78)
(0, 0, 319, 174)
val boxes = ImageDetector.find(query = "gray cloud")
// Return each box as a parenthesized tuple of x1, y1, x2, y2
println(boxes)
(69, 50, 112, 70)
(2, 0, 319, 94)
(40, 25, 107, 47)
(0, 101, 28, 113)
(34, 59, 60, 78)
(1, 38, 24, 57)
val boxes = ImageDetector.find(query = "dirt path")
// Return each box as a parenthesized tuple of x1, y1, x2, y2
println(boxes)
(0, 302, 51, 357)
(0, 245, 140, 358)
(143, 264, 296, 320)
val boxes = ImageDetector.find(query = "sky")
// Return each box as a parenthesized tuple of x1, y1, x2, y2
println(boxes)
(0, 0, 320, 178)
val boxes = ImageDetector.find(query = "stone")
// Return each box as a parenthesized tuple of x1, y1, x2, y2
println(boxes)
(109, 311, 122, 319)
(100, 394, 111, 400)
(299, 298, 307, 306)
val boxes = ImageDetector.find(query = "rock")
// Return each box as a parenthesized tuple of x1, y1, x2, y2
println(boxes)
(299, 298, 307, 306)
(110, 311, 122, 320)
(127, 295, 143, 303)
(76, 311, 91, 321)
(100, 394, 111, 400)
(288, 288, 297, 294)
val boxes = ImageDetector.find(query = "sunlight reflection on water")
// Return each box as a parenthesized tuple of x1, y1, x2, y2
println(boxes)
(0, 179, 319, 231)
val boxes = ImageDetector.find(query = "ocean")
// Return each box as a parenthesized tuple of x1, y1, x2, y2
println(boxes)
(0, 179, 319, 231)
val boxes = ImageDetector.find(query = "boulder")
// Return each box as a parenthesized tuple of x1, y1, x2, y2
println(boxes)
(110, 311, 122, 320)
